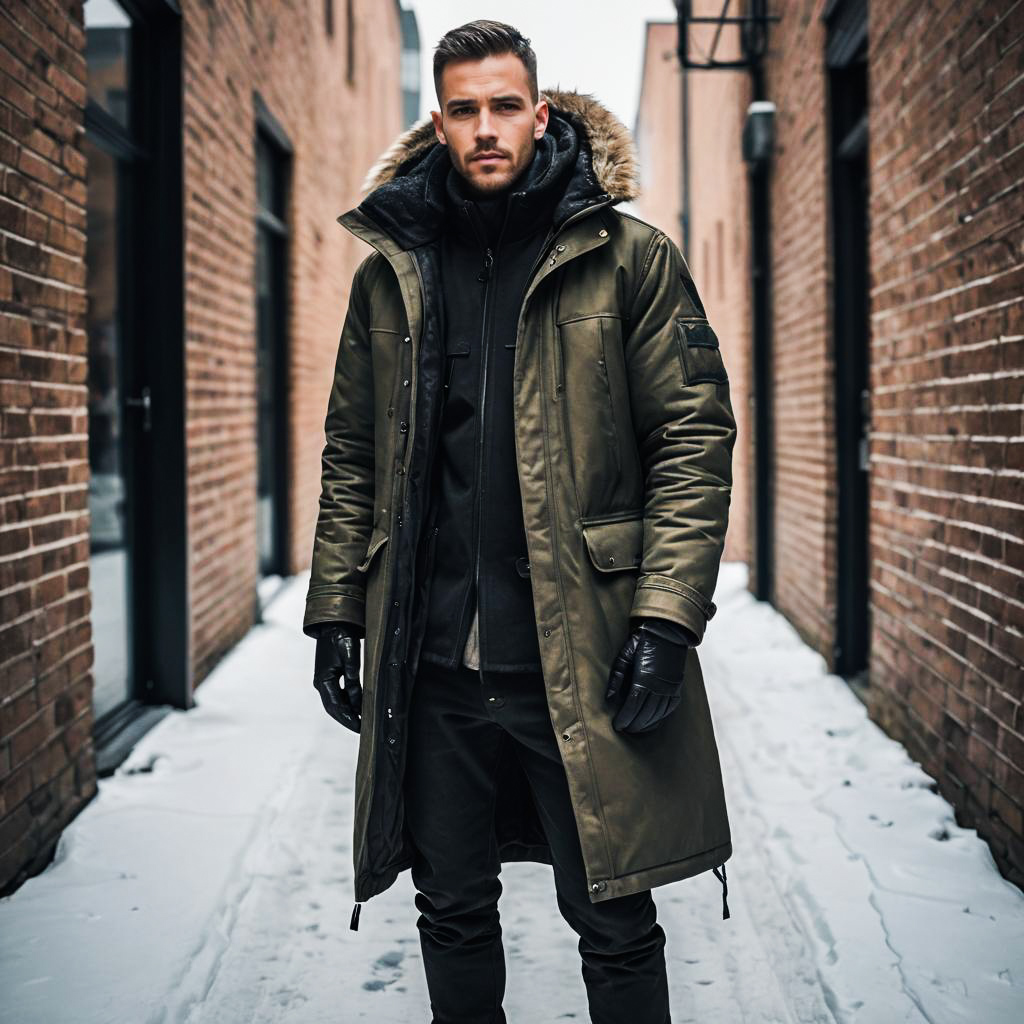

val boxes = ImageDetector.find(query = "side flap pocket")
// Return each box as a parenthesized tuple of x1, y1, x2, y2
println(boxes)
(356, 527, 390, 573)
(582, 516, 644, 573)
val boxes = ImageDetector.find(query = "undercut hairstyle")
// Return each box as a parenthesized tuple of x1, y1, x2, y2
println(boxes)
(433, 19, 539, 105)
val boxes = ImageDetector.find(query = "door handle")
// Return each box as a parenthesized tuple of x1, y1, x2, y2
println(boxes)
(858, 387, 870, 472)
(125, 385, 152, 432)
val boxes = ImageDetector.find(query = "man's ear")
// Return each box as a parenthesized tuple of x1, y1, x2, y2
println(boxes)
(430, 110, 447, 146)
(533, 99, 549, 140)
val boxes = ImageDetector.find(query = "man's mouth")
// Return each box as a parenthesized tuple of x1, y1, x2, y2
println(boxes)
(473, 153, 506, 163)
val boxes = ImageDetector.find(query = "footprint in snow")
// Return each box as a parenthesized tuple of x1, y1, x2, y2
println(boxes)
(362, 949, 406, 991)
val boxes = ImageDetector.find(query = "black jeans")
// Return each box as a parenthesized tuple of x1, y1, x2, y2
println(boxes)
(403, 660, 671, 1024)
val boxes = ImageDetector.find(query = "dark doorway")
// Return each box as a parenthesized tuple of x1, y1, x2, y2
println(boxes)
(254, 104, 293, 582)
(84, 0, 188, 765)
(826, 0, 870, 678)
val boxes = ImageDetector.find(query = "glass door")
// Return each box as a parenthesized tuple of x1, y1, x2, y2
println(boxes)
(84, 0, 136, 720)
(83, 0, 189, 746)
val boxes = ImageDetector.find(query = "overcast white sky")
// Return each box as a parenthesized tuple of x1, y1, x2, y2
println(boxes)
(408, 0, 680, 133)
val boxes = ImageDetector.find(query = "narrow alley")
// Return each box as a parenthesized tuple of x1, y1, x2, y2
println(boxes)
(2, 564, 1021, 1024)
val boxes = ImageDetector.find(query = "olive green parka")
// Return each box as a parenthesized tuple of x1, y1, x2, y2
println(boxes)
(304, 88, 737, 927)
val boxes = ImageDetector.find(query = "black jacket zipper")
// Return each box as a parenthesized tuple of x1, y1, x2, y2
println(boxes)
(469, 240, 495, 671)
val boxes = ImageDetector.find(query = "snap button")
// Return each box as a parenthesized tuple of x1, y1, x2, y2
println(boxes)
(561, 731, 571, 741)
(403, 335, 411, 343)
(590, 881, 607, 893)
(556, 244, 566, 252)
(399, 421, 408, 432)
(544, 629, 551, 637)
(403, 379, 410, 387)
(598, 228, 608, 237)
(396, 466, 405, 475)
(608, 556, 615, 565)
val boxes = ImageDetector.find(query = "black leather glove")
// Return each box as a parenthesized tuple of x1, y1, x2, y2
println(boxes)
(605, 618, 694, 734)
(311, 622, 363, 733)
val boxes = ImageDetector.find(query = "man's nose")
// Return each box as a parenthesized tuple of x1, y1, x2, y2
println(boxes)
(476, 107, 497, 141)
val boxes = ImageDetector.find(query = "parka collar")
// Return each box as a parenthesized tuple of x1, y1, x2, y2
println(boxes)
(342, 87, 640, 252)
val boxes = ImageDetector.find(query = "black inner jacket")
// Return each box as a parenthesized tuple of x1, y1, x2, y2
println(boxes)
(415, 130, 579, 672)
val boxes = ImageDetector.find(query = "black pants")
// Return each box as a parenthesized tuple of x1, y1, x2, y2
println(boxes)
(403, 660, 671, 1024)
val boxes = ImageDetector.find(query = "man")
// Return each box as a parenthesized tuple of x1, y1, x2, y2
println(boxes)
(305, 19, 736, 1024)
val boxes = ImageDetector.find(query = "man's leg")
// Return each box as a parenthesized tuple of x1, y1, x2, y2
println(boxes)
(481, 669, 671, 1024)
(404, 660, 509, 1024)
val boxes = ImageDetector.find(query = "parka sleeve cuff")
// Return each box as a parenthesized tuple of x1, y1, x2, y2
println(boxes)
(629, 574, 717, 645)
(303, 589, 366, 640)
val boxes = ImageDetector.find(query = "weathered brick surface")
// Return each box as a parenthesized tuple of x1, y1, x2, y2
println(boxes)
(1, 0, 404, 892)
(867, 0, 1024, 888)
(687, 0, 1023, 886)
(758, 0, 835, 656)
(183, 0, 402, 684)
(0, 0, 97, 896)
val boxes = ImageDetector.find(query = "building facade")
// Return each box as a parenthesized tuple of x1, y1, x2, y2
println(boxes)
(635, 0, 1023, 886)
(0, 0, 413, 893)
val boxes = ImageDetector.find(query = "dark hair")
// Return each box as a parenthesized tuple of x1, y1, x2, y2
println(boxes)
(433, 19, 538, 105)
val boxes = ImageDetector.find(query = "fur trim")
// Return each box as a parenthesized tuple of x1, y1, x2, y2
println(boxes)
(358, 87, 640, 202)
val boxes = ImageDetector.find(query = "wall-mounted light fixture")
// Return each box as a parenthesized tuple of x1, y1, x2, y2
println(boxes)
(742, 101, 776, 165)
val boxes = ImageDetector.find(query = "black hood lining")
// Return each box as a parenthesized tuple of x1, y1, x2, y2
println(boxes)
(357, 108, 610, 252)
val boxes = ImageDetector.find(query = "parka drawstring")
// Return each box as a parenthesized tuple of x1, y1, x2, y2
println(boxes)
(350, 901, 362, 930)
(712, 863, 730, 920)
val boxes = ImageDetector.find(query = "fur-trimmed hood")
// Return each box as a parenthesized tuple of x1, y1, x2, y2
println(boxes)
(358, 87, 640, 203)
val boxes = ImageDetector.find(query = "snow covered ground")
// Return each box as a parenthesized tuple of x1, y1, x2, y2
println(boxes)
(2, 562, 1022, 1024)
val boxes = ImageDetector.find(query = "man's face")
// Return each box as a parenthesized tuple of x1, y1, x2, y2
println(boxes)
(431, 53, 549, 197)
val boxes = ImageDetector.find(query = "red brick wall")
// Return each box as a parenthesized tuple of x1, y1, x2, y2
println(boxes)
(685, 0, 1023, 885)
(0, 0, 96, 893)
(0, 0, 405, 893)
(866, 0, 1024, 885)
(182, 0, 403, 684)
(284, 5, 405, 585)
(762, 0, 835, 654)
